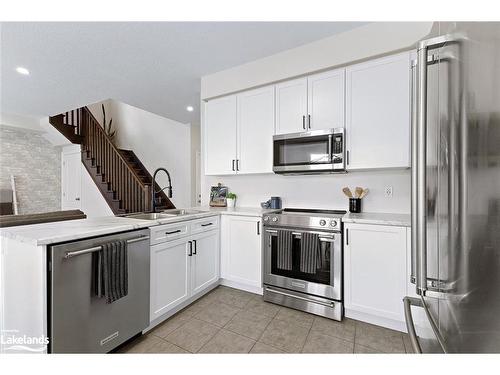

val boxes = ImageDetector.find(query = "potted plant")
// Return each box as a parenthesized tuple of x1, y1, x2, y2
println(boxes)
(226, 192, 237, 208)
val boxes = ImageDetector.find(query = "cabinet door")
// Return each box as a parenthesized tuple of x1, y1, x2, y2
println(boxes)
(61, 148, 82, 210)
(205, 95, 237, 175)
(237, 86, 275, 174)
(191, 230, 220, 295)
(345, 52, 411, 169)
(275, 77, 308, 134)
(307, 68, 345, 131)
(150, 238, 190, 322)
(344, 223, 407, 322)
(221, 216, 262, 288)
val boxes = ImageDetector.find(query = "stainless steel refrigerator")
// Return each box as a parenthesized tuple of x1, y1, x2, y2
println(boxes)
(404, 22, 500, 353)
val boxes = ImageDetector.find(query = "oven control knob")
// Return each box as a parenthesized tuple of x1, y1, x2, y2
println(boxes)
(319, 219, 327, 226)
(330, 220, 337, 227)
(264, 216, 269, 221)
(272, 216, 278, 222)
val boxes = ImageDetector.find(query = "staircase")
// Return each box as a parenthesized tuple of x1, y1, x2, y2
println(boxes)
(49, 107, 175, 214)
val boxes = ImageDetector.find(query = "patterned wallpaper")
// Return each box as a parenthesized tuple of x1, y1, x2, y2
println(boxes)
(0, 125, 61, 214)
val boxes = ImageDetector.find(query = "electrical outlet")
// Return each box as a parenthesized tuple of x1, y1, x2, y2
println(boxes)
(385, 186, 393, 198)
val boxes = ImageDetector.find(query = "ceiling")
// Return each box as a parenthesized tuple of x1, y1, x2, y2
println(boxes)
(1, 22, 367, 123)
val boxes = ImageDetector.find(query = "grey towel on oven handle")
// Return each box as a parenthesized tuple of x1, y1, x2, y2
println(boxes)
(277, 230, 293, 271)
(300, 232, 319, 274)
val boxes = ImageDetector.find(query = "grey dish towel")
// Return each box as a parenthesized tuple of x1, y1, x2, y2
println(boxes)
(300, 232, 319, 274)
(92, 240, 128, 303)
(277, 230, 293, 271)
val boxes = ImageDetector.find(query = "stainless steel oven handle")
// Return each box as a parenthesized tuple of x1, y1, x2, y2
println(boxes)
(265, 229, 335, 240)
(64, 236, 150, 259)
(403, 296, 423, 353)
(266, 287, 335, 308)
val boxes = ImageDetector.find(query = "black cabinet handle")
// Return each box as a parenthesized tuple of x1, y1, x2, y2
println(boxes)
(232, 159, 235, 171)
(188, 241, 193, 256)
(257, 221, 260, 235)
(201, 222, 213, 227)
(302, 115, 306, 130)
(236, 159, 240, 171)
(166, 229, 181, 235)
(308, 114, 311, 129)
(346, 228, 349, 245)
(193, 240, 197, 255)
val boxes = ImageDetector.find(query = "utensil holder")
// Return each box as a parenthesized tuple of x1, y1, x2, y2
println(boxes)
(349, 198, 362, 213)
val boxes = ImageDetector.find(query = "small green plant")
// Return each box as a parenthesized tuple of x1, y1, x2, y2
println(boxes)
(227, 192, 237, 199)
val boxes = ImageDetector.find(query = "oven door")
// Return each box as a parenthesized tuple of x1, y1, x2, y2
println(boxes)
(263, 227, 342, 301)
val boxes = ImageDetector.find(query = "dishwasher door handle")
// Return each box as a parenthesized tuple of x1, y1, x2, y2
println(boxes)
(64, 236, 150, 259)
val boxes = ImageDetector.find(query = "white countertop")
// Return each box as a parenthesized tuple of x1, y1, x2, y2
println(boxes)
(342, 212, 411, 227)
(194, 206, 281, 217)
(0, 206, 278, 246)
(0, 216, 155, 246)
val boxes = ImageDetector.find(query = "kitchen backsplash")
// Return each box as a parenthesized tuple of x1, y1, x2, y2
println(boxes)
(202, 169, 410, 213)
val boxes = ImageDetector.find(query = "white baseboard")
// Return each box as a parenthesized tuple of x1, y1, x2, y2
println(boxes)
(345, 308, 407, 333)
(219, 278, 263, 295)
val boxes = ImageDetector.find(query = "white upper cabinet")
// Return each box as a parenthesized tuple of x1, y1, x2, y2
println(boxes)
(307, 68, 345, 131)
(275, 77, 308, 134)
(237, 86, 275, 174)
(345, 52, 411, 170)
(205, 95, 237, 175)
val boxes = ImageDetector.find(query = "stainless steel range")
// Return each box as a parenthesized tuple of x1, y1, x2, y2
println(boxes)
(263, 208, 345, 321)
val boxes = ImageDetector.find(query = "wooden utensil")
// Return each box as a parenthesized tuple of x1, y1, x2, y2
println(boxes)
(359, 188, 369, 199)
(342, 187, 353, 198)
(355, 187, 364, 199)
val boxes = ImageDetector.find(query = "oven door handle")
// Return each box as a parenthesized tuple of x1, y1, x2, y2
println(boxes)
(265, 229, 335, 240)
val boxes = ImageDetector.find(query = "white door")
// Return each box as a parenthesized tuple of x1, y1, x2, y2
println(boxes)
(275, 77, 308, 135)
(204, 95, 237, 175)
(345, 52, 411, 170)
(191, 231, 219, 295)
(150, 238, 190, 321)
(61, 147, 82, 210)
(344, 223, 407, 323)
(237, 86, 275, 174)
(307, 68, 345, 131)
(221, 216, 262, 288)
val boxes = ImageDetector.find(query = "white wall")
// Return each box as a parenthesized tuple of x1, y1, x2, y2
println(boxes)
(80, 166, 114, 217)
(203, 171, 410, 214)
(201, 22, 433, 100)
(109, 100, 192, 208)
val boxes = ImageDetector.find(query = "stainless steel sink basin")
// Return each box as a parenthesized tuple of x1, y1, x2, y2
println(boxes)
(125, 209, 204, 220)
(125, 212, 176, 220)
(161, 209, 204, 216)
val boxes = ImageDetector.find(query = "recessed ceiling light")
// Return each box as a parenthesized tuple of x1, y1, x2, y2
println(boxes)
(186, 106, 194, 112)
(16, 67, 30, 75)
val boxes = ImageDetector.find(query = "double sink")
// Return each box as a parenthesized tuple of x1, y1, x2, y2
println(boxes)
(125, 209, 205, 220)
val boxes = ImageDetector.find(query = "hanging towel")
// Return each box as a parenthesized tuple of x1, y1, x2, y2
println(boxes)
(277, 230, 293, 271)
(92, 240, 128, 303)
(300, 232, 319, 274)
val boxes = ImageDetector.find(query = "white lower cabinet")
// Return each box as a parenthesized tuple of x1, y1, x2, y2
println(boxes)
(344, 223, 408, 331)
(150, 218, 219, 323)
(220, 215, 262, 292)
(150, 238, 191, 321)
(191, 231, 219, 295)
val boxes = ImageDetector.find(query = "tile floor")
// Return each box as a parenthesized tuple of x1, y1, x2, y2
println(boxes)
(118, 286, 414, 354)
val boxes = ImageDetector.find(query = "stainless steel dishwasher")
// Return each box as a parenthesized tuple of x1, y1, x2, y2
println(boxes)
(47, 229, 150, 353)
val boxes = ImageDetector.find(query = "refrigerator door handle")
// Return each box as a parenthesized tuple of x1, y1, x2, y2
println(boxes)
(416, 42, 429, 295)
(410, 58, 418, 286)
(403, 296, 423, 353)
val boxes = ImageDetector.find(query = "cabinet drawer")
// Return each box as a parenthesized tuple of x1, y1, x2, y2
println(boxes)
(150, 222, 190, 245)
(191, 216, 219, 234)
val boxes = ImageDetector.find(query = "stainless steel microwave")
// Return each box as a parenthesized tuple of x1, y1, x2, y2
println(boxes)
(273, 128, 345, 174)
